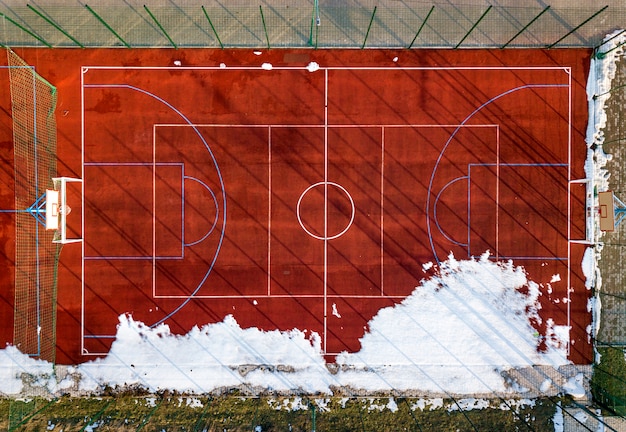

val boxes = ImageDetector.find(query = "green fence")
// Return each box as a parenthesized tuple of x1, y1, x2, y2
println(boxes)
(0, 2, 625, 49)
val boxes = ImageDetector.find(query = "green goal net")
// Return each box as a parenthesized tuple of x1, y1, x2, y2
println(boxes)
(7, 48, 60, 364)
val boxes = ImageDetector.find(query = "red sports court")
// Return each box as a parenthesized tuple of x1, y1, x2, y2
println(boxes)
(0, 48, 592, 365)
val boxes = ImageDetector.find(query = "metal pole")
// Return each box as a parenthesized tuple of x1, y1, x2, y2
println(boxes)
(361, 6, 377, 49)
(27, 4, 84, 48)
(596, 39, 626, 59)
(454, 5, 492, 49)
(308, 0, 320, 46)
(501, 6, 550, 49)
(84, 5, 131, 48)
(144, 5, 177, 48)
(0, 12, 52, 47)
(547, 5, 608, 49)
(201, 6, 224, 49)
(408, 6, 435, 49)
(594, 28, 626, 56)
(260, 5, 270, 50)
(593, 82, 626, 100)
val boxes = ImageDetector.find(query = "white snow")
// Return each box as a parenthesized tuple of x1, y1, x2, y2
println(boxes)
(562, 373, 587, 399)
(306, 61, 320, 72)
(0, 253, 572, 396)
(550, 274, 561, 283)
(553, 402, 564, 432)
(331, 303, 341, 318)
(261, 63, 273, 70)
(540, 379, 552, 393)
(335, 253, 568, 394)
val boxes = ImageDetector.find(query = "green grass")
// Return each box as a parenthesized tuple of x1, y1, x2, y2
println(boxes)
(592, 346, 626, 415)
(0, 395, 566, 431)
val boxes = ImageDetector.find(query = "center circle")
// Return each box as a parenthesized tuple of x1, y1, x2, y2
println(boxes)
(297, 181, 355, 240)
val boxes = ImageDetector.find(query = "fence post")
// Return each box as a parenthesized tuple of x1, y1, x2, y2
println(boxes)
(501, 6, 550, 49)
(454, 5, 492, 49)
(144, 5, 177, 48)
(361, 6, 377, 49)
(85, 5, 131, 48)
(201, 6, 224, 49)
(547, 5, 608, 48)
(308, 0, 320, 48)
(408, 6, 435, 49)
(260, 5, 270, 50)
(27, 4, 84, 47)
(0, 12, 52, 47)
(594, 29, 626, 58)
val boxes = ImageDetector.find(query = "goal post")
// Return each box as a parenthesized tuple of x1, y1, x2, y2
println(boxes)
(569, 178, 597, 245)
(51, 177, 83, 244)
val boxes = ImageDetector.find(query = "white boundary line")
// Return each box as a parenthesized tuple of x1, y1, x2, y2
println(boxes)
(268, 126, 272, 297)
(82, 66, 571, 72)
(496, 125, 500, 261)
(81, 67, 576, 356)
(381, 127, 385, 296)
(567, 67, 572, 356)
(323, 68, 329, 353)
(140, 124, 498, 302)
(81, 67, 85, 354)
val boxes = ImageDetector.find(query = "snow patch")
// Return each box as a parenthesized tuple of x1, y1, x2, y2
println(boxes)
(331, 303, 341, 318)
(261, 63, 273, 70)
(306, 61, 320, 72)
(0, 254, 572, 395)
(553, 402, 564, 432)
(562, 373, 586, 399)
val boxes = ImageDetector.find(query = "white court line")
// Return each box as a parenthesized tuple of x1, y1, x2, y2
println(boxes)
(143, 294, 411, 299)
(83, 65, 571, 72)
(81, 68, 574, 355)
(381, 127, 385, 296)
(323, 68, 329, 353)
(81, 67, 85, 355)
(496, 125, 500, 261)
(154, 123, 502, 129)
(148, 123, 498, 302)
(567, 67, 572, 357)
(153, 125, 156, 300)
(268, 126, 272, 297)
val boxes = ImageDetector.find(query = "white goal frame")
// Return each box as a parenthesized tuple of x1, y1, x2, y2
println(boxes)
(569, 178, 596, 245)
(51, 176, 83, 244)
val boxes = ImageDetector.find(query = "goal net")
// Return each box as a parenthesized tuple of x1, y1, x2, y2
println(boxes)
(8, 48, 60, 363)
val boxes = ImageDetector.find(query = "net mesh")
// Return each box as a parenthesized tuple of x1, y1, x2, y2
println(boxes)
(8, 48, 60, 363)
(0, 4, 624, 48)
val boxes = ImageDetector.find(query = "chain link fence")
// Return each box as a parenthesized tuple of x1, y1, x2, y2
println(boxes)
(591, 36, 626, 416)
(0, 2, 625, 49)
